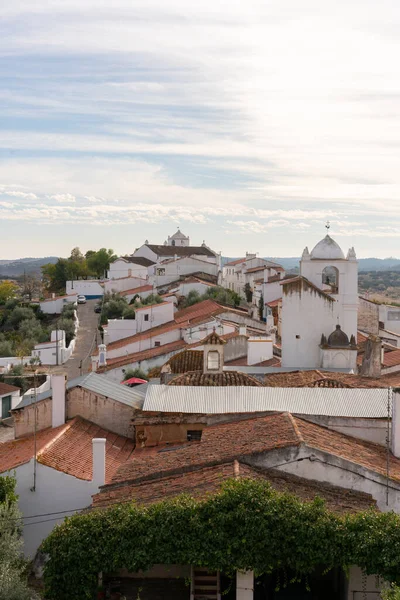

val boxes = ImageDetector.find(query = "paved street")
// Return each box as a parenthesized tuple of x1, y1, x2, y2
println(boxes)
(49, 299, 101, 379)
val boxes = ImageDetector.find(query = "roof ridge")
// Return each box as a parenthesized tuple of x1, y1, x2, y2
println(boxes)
(36, 418, 77, 457)
(286, 413, 305, 444)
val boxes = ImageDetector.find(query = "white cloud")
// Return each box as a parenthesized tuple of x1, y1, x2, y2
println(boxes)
(49, 193, 76, 203)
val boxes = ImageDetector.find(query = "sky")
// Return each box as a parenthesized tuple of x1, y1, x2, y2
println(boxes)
(1, 0, 400, 259)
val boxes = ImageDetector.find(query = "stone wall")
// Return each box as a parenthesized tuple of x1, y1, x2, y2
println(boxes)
(358, 296, 379, 335)
(67, 387, 135, 438)
(14, 398, 52, 439)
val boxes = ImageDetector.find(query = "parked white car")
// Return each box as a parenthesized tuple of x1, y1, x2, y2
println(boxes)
(77, 295, 87, 304)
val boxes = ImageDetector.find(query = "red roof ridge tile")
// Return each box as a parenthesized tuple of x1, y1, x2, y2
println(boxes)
(286, 413, 305, 444)
(36, 418, 77, 457)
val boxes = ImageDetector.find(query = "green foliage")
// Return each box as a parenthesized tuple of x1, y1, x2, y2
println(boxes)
(122, 306, 136, 320)
(7, 307, 35, 328)
(0, 340, 13, 357)
(42, 247, 117, 293)
(0, 476, 39, 600)
(56, 317, 76, 347)
(0, 281, 19, 305)
(244, 282, 253, 303)
(42, 478, 400, 600)
(139, 293, 163, 306)
(382, 584, 400, 599)
(258, 294, 264, 321)
(182, 286, 241, 309)
(122, 367, 148, 381)
(0, 365, 25, 392)
(61, 303, 75, 319)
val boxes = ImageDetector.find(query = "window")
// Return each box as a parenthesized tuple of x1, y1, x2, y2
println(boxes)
(154, 341, 161, 347)
(171, 240, 175, 246)
(187, 430, 202, 441)
(144, 314, 149, 322)
(207, 350, 220, 371)
(296, 335, 301, 339)
(156, 268, 165, 276)
(322, 266, 339, 294)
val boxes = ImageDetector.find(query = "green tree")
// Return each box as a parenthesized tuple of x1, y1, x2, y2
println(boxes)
(0, 281, 19, 305)
(123, 367, 148, 381)
(8, 307, 36, 328)
(0, 341, 14, 358)
(56, 317, 76, 347)
(244, 282, 253, 303)
(382, 585, 400, 600)
(258, 294, 264, 321)
(0, 476, 39, 600)
(86, 248, 117, 278)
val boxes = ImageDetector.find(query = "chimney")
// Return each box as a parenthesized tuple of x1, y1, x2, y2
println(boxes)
(51, 374, 66, 428)
(392, 390, 400, 458)
(52, 292, 55, 299)
(360, 335, 382, 378)
(92, 438, 106, 488)
(98, 344, 107, 367)
(247, 338, 273, 366)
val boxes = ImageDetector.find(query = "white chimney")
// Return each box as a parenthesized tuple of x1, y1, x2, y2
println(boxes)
(247, 338, 273, 366)
(92, 438, 106, 488)
(51, 374, 66, 428)
(239, 325, 247, 336)
(392, 390, 400, 458)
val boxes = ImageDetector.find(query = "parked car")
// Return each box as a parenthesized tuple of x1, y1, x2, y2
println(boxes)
(94, 305, 102, 313)
(77, 295, 87, 304)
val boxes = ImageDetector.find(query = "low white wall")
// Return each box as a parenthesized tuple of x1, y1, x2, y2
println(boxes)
(66, 280, 104, 298)
(105, 320, 138, 344)
(104, 276, 147, 294)
(40, 295, 77, 315)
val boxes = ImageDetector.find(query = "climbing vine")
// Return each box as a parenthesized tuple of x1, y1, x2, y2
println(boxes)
(41, 479, 400, 599)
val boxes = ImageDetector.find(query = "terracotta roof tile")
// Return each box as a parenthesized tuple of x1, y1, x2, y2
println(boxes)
(167, 370, 263, 386)
(246, 266, 266, 273)
(111, 413, 300, 485)
(92, 461, 376, 514)
(224, 258, 246, 266)
(162, 349, 204, 374)
(224, 356, 280, 367)
(97, 340, 187, 372)
(294, 416, 400, 483)
(0, 417, 135, 482)
(135, 301, 171, 312)
(120, 285, 153, 296)
(174, 299, 223, 323)
(0, 382, 20, 395)
(264, 370, 329, 388)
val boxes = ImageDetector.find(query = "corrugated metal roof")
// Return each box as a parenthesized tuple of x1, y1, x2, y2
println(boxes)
(15, 373, 145, 410)
(143, 385, 391, 418)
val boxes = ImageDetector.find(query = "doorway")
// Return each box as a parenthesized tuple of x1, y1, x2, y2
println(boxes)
(1, 395, 11, 420)
(254, 567, 346, 600)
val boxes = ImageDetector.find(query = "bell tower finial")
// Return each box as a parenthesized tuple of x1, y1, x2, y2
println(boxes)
(325, 220, 331, 232)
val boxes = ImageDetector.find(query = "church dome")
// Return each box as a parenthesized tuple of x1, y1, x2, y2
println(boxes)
(327, 325, 349, 347)
(310, 235, 345, 260)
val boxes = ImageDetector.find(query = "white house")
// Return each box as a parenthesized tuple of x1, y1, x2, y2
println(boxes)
(281, 234, 358, 370)
(0, 375, 136, 557)
(32, 329, 75, 366)
(39, 293, 77, 315)
(66, 279, 104, 298)
(0, 381, 20, 420)
(107, 256, 155, 280)
(104, 301, 175, 344)
(103, 275, 148, 295)
(149, 256, 219, 287)
(222, 255, 284, 300)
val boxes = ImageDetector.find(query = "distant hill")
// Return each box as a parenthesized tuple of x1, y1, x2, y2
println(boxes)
(0, 257, 58, 277)
(223, 256, 400, 272)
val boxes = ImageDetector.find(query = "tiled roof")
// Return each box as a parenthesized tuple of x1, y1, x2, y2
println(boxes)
(199, 330, 226, 345)
(162, 349, 204, 374)
(167, 371, 263, 387)
(121, 256, 155, 267)
(97, 340, 187, 372)
(187, 331, 242, 349)
(266, 298, 281, 307)
(0, 417, 135, 482)
(135, 301, 171, 312)
(382, 349, 400, 368)
(146, 244, 216, 258)
(267, 274, 282, 283)
(120, 285, 153, 296)
(92, 460, 376, 514)
(295, 417, 400, 483)
(104, 320, 182, 352)
(224, 257, 246, 266)
(264, 370, 329, 388)
(174, 299, 223, 323)
(246, 266, 266, 273)
(224, 356, 280, 367)
(0, 382, 20, 395)
(111, 413, 300, 484)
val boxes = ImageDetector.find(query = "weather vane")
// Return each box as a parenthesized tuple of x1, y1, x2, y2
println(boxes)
(325, 220, 331, 231)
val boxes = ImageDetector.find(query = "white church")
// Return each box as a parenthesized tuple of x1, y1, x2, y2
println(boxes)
(280, 233, 358, 370)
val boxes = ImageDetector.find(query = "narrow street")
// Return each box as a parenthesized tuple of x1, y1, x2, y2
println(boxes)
(49, 299, 100, 379)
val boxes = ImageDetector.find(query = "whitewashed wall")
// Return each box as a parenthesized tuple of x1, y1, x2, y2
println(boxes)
(379, 304, 400, 335)
(66, 280, 104, 298)
(108, 259, 149, 280)
(0, 460, 100, 557)
(106, 328, 182, 360)
(104, 276, 147, 294)
(40, 295, 77, 315)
